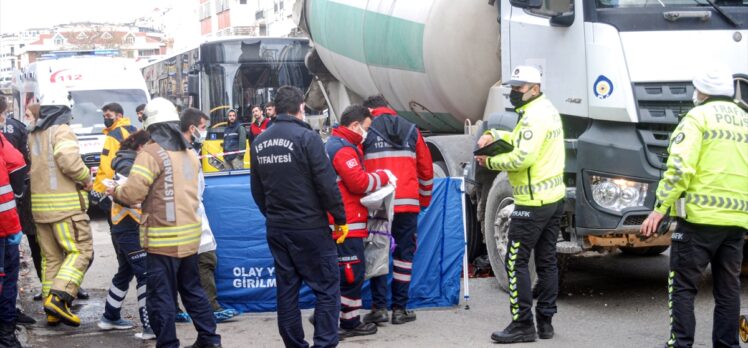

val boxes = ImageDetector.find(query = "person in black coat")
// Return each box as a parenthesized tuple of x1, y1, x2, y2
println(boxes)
(250, 86, 346, 348)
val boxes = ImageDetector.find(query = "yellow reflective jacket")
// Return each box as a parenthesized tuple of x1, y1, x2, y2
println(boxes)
(485, 95, 565, 206)
(113, 142, 202, 258)
(93, 117, 137, 193)
(29, 124, 91, 223)
(655, 99, 748, 229)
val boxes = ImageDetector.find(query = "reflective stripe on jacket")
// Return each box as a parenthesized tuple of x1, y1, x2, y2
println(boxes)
(113, 142, 202, 257)
(326, 127, 389, 239)
(655, 99, 748, 229)
(485, 95, 565, 206)
(29, 124, 90, 223)
(362, 107, 433, 213)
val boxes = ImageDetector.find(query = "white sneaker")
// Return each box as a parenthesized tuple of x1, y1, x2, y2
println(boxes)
(97, 316, 134, 330)
(134, 328, 156, 340)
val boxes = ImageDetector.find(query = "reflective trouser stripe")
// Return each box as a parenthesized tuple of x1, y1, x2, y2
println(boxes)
(340, 296, 362, 307)
(330, 222, 367, 231)
(393, 272, 411, 282)
(685, 193, 748, 211)
(393, 259, 412, 270)
(54, 221, 84, 286)
(513, 175, 564, 196)
(340, 309, 360, 320)
(507, 241, 520, 321)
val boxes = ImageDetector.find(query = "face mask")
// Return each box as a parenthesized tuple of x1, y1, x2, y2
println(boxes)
(509, 90, 526, 108)
(24, 120, 35, 131)
(104, 118, 115, 128)
(692, 90, 703, 106)
(199, 130, 207, 141)
(357, 125, 368, 143)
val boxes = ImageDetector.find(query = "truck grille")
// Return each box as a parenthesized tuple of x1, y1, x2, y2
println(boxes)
(633, 82, 688, 169)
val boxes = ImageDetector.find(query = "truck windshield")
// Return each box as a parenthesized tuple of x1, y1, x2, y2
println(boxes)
(69, 89, 147, 134)
(597, 0, 745, 7)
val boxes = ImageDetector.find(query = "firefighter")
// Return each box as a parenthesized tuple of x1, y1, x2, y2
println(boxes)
(0, 131, 27, 347)
(361, 95, 433, 325)
(641, 67, 748, 348)
(475, 66, 565, 344)
(28, 93, 94, 327)
(325, 105, 391, 338)
(250, 86, 346, 348)
(92, 102, 138, 215)
(108, 98, 221, 348)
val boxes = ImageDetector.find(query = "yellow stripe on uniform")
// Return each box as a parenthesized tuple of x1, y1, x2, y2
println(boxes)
(131, 165, 155, 183)
(53, 140, 79, 155)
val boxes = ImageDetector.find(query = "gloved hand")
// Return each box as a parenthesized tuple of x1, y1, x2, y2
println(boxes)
(7, 232, 22, 246)
(334, 224, 349, 244)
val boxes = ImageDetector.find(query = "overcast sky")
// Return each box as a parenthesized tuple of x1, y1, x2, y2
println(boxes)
(0, 0, 176, 34)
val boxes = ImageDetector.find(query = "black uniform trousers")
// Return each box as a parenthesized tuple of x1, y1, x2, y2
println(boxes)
(337, 238, 365, 330)
(505, 200, 563, 324)
(267, 226, 340, 348)
(146, 252, 220, 348)
(104, 217, 149, 329)
(371, 212, 418, 310)
(668, 219, 745, 348)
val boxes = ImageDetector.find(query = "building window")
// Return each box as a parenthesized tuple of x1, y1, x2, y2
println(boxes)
(124, 34, 135, 45)
(101, 32, 113, 40)
(53, 35, 64, 45)
(240, 0, 247, 4)
(199, 2, 211, 20)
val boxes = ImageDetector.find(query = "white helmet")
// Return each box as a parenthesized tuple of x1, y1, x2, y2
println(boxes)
(143, 97, 179, 129)
(39, 88, 73, 109)
(693, 66, 734, 98)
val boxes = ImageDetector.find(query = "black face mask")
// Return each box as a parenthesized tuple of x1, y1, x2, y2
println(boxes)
(509, 90, 526, 109)
(104, 118, 115, 128)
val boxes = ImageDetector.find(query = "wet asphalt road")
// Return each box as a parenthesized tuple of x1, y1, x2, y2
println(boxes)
(16, 218, 748, 348)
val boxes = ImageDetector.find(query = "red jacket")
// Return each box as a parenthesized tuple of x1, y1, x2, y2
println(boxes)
(250, 118, 270, 138)
(326, 127, 389, 238)
(362, 107, 434, 213)
(0, 133, 25, 238)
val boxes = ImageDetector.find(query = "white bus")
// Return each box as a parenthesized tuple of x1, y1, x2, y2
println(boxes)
(11, 56, 149, 169)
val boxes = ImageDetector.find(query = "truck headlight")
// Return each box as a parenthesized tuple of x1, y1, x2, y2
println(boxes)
(590, 176, 648, 212)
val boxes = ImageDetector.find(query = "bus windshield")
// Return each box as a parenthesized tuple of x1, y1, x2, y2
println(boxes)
(69, 89, 147, 134)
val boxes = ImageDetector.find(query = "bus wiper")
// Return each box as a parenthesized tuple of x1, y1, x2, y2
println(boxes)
(705, 0, 741, 27)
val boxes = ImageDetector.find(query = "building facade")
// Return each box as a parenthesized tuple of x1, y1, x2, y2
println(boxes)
(198, 0, 298, 38)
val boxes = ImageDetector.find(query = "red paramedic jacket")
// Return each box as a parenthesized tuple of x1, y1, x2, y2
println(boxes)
(0, 133, 25, 238)
(362, 107, 434, 213)
(250, 118, 270, 138)
(326, 127, 389, 239)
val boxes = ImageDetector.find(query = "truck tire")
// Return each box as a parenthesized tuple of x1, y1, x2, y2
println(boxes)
(484, 173, 536, 292)
(433, 161, 448, 178)
(619, 246, 670, 256)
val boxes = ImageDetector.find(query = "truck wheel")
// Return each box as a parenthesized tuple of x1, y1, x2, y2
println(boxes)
(433, 161, 448, 178)
(619, 246, 670, 256)
(484, 173, 536, 292)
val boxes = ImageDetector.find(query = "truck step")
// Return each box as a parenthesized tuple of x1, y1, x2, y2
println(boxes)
(556, 241, 583, 254)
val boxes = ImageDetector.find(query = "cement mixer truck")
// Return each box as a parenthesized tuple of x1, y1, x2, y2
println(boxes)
(295, 0, 748, 290)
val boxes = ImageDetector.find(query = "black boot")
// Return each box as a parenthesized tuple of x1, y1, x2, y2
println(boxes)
(491, 321, 537, 344)
(362, 308, 388, 325)
(340, 322, 378, 338)
(0, 321, 22, 348)
(536, 314, 554, 339)
(184, 341, 222, 348)
(76, 288, 90, 300)
(391, 308, 416, 325)
(16, 308, 37, 325)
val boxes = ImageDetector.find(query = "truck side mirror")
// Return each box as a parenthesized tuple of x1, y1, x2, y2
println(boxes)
(509, 0, 543, 9)
(550, 11, 575, 27)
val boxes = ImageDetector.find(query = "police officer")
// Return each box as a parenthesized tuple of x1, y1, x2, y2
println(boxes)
(476, 66, 565, 344)
(250, 86, 346, 348)
(326, 105, 391, 338)
(641, 67, 748, 348)
(110, 98, 221, 348)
